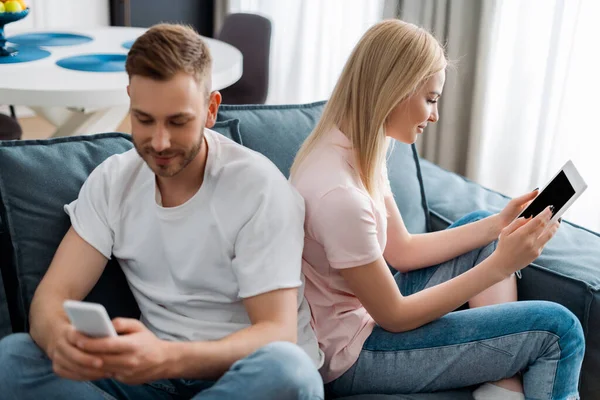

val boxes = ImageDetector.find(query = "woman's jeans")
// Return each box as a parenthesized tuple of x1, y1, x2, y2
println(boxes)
(327, 211, 585, 400)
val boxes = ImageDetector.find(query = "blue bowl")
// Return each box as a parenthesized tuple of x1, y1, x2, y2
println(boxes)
(0, 8, 30, 25)
(0, 8, 31, 56)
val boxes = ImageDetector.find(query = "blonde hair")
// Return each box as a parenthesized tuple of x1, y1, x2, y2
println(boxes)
(290, 20, 447, 203)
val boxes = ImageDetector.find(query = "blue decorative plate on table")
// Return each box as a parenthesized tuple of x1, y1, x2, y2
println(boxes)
(7, 32, 93, 47)
(122, 39, 135, 50)
(56, 53, 127, 72)
(0, 45, 50, 63)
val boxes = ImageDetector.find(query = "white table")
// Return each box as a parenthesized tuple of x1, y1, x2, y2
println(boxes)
(0, 27, 243, 137)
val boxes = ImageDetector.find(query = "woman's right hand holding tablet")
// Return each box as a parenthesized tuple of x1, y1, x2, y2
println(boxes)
(491, 205, 560, 280)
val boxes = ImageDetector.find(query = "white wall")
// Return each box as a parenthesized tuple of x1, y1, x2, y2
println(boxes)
(10, 0, 110, 30)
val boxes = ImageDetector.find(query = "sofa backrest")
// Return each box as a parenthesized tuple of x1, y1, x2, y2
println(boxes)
(218, 102, 430, 234)
(0, 134, 140, 332)
(0, 103, 430, 336)
(0, 121, 240, 335)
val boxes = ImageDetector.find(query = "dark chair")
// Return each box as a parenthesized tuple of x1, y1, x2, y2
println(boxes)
(217, 13, 272, 104)
(0, 111, 22, 141)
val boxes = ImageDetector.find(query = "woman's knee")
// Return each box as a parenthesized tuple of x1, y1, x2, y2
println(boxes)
(512, 301, 584, 353)
(451, 210, 494, 228)
(540, 302, 584, 346)
(249, 342, 324, 398)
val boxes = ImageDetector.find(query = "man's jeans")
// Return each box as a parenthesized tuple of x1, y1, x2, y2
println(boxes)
(327, 211, 585, 400)
(0, 334, 324, 400)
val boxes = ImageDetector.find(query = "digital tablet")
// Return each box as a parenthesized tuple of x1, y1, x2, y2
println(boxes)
(518, 160, 587, 224)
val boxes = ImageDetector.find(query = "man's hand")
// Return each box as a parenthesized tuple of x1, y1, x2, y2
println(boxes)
(494, 189, 539, 234)
(77, 318, 173, 385)
(48, 324, 109, 381)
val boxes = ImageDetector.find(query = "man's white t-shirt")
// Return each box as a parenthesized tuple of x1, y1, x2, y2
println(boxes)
(64, 128, 323, 367)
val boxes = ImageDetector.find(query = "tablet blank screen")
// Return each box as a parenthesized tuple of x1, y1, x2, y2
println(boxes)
(520, 171, 575, 219)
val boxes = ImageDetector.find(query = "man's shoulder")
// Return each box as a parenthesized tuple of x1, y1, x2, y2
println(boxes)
(84, 148, 146, 191)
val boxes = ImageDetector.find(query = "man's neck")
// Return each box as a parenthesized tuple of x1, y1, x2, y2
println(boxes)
(156, 136, 208, 208)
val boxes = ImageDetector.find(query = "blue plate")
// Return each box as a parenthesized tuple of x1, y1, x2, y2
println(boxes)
(56, 53, 127, 72)
(8, 32, 93, 47)
(122, 39, 135, 50)
(0, 45, 50, 63)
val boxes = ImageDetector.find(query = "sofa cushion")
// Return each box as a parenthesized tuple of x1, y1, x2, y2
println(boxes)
(217, 102, 429, 234)
(0, 264, 11, 339)
(0, 216, 12, 338)
(0, 120, 241, 332)
(0, 133, 138, 332)
(419, 158, 600, 399)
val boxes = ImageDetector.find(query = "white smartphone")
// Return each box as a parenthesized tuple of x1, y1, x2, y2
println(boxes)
(63, 300, 117, 338)
(518, 160, 588, 224)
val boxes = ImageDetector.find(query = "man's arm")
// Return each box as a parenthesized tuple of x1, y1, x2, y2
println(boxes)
(168, 287, 298, 379)
(78, 287, 299, 384)
(29, 227, 108, 357)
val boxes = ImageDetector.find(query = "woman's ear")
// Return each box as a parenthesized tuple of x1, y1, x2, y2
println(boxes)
(205, 91, 222, 128)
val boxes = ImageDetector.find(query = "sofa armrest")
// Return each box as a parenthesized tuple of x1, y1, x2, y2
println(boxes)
(420, 158, 600, 398)
(420, 158, 600, 289)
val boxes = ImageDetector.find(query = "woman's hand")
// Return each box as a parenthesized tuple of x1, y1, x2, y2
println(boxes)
(494, 189, 539, 234)
(491, 206, 559, 279)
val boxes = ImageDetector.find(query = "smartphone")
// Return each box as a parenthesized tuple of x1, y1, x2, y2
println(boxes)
(63, 300, 117, 338)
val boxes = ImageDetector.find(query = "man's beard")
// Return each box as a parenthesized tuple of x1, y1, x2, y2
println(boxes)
(134, 135, 203, 178)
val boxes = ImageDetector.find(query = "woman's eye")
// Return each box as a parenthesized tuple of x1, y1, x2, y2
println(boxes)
(427, 99, 438, 104)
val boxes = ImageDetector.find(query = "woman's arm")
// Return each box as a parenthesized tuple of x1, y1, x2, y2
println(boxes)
(345, 207, 557, 332)
(384, 190, 538, 272)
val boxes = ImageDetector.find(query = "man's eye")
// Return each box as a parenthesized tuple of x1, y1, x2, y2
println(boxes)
(136, 116, 153, 125)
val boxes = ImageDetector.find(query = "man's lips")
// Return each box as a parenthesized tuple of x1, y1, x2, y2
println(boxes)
(152, 154, 177, 165)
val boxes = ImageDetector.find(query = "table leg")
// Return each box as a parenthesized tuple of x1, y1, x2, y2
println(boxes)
(30, 106, 129, 137)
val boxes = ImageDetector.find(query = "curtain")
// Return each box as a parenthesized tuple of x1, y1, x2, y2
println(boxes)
(394, 0, 497, 176)
(227, 0, 385, 104)
(213, 0, 230, 36)
(469, 0, 599, 231)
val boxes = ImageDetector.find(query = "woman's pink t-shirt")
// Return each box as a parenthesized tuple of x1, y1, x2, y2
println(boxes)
(291, 127, 390, 383)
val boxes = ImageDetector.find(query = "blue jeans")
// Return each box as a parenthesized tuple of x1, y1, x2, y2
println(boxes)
(0, 334, 324, 400)
(327, 211, 585, 400)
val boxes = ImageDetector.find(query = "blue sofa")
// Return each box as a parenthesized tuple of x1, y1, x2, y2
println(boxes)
(0, 101, 598, 399)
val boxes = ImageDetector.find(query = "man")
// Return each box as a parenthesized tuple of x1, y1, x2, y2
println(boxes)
(0, 24, 324, 400)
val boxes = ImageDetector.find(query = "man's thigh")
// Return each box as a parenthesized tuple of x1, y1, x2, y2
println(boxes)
(91, 379, 178, 400)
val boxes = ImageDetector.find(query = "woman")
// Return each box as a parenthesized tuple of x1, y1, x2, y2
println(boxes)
(290, 20, 584, 400)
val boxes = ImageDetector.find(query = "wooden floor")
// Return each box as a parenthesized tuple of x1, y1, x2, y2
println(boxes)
(19, 114, 132, 140)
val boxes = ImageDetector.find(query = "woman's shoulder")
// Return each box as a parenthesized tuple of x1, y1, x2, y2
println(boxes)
(293, 147, 359, 199)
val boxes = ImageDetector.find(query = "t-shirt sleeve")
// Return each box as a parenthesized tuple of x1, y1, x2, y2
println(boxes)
(312, 187, 383, 269)
(231, 174, 305, 299)
(63, 162, 114, 259)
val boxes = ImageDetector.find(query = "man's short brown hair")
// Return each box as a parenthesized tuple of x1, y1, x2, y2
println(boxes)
(125, 23, 212, 92)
